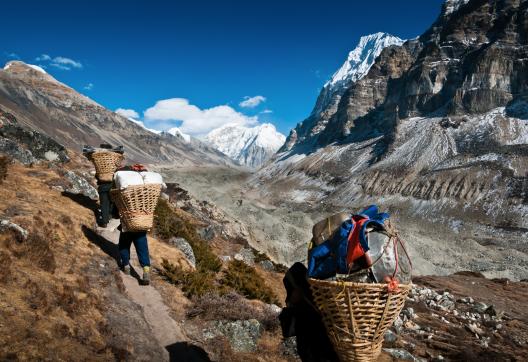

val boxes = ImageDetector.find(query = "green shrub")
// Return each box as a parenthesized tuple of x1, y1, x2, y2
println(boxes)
(154, 198, 198, 241)
(155, 199, 221, 273)
(222, 260, 278, 304)
(159, 259, 220, 298)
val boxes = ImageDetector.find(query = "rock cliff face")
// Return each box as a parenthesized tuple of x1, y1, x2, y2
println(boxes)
(0, 61, 236, 167)
(0, 108, 69, 164)
(254, 0, 528, 279)
(281, 32, 404, 152)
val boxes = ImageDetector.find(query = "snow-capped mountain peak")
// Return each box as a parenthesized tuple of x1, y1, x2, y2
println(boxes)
(3, 61, 47, 75)
(204, 123, 285, 169)
(325, 32, 404, 88)
(443, 0, 470, 16)
(166, 127, 191, 142)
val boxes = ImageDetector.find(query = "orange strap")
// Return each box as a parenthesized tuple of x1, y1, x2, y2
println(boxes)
(346, 217, 369, 267)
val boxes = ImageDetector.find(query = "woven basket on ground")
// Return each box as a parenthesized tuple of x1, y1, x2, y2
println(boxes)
(309, 278, 411, 362)
(110, 184, 162, 231)
(90, 152, 123, 182)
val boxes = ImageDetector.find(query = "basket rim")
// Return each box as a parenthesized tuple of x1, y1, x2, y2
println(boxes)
(309, 278, 413, 290)
(91, 150, 123, 156)
(110, 184, 162, 192)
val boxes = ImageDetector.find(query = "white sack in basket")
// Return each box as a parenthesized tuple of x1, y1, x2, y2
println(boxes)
(140, 172, 163, 185)
(114, 171, 144, 189)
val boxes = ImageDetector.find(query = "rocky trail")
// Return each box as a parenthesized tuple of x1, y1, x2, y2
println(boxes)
(96, 219, 189, 361)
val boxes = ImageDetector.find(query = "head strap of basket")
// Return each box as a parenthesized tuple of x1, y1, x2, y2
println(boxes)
(91, 151, 123, 182)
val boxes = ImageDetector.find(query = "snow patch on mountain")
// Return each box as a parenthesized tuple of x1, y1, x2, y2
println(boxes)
(123, 117, 161, 135)
(204, 123, 285, 168)
(325, 32, 404, 89)
(3, 61, 47, 74)
(443, 0, 470, 16)
(167, 127, 191, 142)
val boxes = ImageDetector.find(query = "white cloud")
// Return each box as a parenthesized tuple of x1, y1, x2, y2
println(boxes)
(116, 108, 140, 119)
(52, 56, 82, 69)
(35, 54, 51, 62)
(5, 52, 20, 59)
(260, 109, 273, 114)
(84, 82, 94, 90)
(35, 54, 83, 70)
(239, 95, 266, 108)
(144, 98, 257, 136)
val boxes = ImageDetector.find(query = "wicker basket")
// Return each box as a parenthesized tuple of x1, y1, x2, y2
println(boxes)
(309, 279, 411, 362)
(90, 152, 123, 182)
(110, 184, 162, 231)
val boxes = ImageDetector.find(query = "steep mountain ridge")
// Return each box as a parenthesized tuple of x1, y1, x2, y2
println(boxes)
(204, 123, 285, 168)
(280, 32, 404, 152)
(254, 0, 528, 279)
(0, 61, 236, 167)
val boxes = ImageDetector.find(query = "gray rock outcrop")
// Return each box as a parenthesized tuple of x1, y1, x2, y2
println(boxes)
(0, 108, 69, 164)
(205, 319, 262, 353)
(168, 237, 196, 268)
(63, 170, 98, 200)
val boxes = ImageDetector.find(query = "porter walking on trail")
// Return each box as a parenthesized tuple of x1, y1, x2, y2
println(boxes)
(83, 143, 124, 228)
(113, 163, 163, 286)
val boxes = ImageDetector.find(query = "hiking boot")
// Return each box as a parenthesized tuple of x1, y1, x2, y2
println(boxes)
(142, 266, 150, 285)
(122, 264, 131, 276)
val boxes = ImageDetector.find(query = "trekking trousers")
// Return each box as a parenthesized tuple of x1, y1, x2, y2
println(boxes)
(118, 231, 151, 268)
(97, 182, 113, 225)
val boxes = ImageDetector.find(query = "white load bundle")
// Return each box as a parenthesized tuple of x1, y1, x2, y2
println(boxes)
(114, 171, 144, 190)
(140, 172, 163, 185)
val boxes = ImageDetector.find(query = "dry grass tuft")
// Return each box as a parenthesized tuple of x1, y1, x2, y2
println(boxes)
(205, 336, 242, 362)
(188, 291, 279, 331)
(0, 155, 10, 184)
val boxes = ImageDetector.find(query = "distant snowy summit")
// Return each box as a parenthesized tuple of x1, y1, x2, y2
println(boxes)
(281, 32, 404, 151)
(313, 32, 404, 116)
(165, 127, 191, 143)
(204, 123, 285, 169)
(325, 32, 404, 90)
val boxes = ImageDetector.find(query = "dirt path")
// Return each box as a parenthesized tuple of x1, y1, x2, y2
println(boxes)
(97, 220, 187, 361)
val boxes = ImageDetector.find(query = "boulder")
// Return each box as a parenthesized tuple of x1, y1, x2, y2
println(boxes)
(384, 329, 398, 343)
(383, 348, 424, 362)
(259, 260, 275, 271)
(0, 219, 28, 240)
(168, 237, 196, 268)
(63, 170, 98, 200)
(473, 302, 488, 314)
(206, 319, 262, 353)
(234, 248, 255, 266)
(197, 225, 218, 241)
(280, 337, 298, 357)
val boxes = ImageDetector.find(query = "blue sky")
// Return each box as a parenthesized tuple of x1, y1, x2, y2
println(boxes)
(2, 0, 444, 136)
